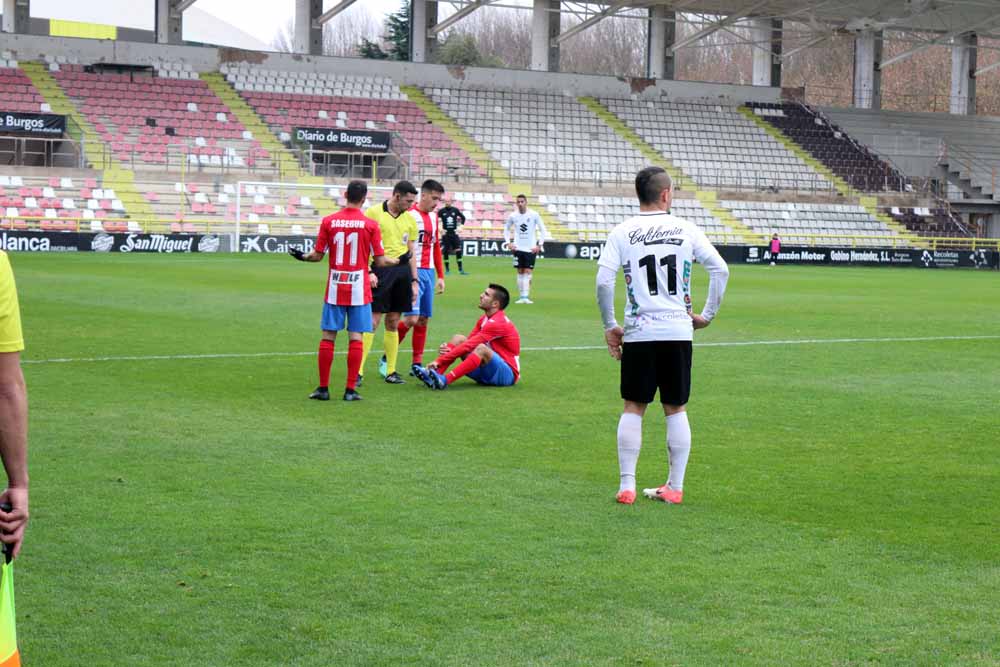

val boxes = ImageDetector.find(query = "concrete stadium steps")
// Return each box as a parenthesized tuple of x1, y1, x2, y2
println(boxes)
(201, 72, 303, 179)
(20, 61, 111, 170)
(401, 85, 511, 183)
(580, 97, 760, 244)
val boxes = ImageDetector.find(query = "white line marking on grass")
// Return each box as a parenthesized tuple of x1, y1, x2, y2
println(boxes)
(21, 335, 1000, 365)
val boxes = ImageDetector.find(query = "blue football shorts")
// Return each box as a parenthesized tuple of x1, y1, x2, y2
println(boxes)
(321, 302, 373, 333)
(404, 267, 437, 318)
(468, 351, 516, 387)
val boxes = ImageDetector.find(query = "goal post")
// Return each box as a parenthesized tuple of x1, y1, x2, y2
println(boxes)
(233, 181, 394, 252)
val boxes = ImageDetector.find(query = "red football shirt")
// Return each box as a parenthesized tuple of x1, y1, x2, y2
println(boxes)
(435, 310, 521, 382)
(314, 207, 384, 306)
(409, 206, 444, 278)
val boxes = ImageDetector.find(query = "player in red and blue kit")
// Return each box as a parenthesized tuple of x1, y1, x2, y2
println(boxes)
(395, 179, 446, 377)
(289, 180, 388, 401)
(414, 284, 520, 389)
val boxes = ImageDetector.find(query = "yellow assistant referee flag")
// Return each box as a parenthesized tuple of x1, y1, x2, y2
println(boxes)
(0, 559, 17, 667)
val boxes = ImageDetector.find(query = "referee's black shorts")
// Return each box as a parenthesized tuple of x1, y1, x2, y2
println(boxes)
(442, 232, 462, 253)
(372, 263, 413, 314)
(620, 340, 692, 406)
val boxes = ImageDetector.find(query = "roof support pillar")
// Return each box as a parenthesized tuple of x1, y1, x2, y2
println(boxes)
(294, 0, 323, 55)
(531, 0, 560, 72)
(411, 0, 438, 63)
(950, 32, 977, 115)
(853, 30, 882, 109)
(750, 17, 781, 87)
(647, 6, 674, 79)
(2, 0, 29, 34)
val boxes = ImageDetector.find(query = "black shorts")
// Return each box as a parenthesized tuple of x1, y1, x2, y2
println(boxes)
(620, 340, 692, 406)
(371, 264, 413, 314)
(442, 232, 462, 253)
(513, 250, 536, 270)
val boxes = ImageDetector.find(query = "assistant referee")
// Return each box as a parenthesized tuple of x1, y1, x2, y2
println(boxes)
(359, 180, 419, 385)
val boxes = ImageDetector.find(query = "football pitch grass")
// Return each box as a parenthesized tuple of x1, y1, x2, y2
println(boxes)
(12, 253, 1000, 665)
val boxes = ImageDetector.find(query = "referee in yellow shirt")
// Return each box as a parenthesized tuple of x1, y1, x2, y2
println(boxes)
(0, 251, 29, 560)
(360, 180, 419, 385)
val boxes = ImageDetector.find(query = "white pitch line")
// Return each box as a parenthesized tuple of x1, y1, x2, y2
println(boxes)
(20, 335, 1000, 365)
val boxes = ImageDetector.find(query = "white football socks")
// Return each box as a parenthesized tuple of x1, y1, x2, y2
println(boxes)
(617, 412, 643, 492)
(666, 411, 692, 491)
(517, 274, 530, 299)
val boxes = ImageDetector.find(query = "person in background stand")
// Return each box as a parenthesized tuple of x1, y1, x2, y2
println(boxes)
(769, 233, 781, 266)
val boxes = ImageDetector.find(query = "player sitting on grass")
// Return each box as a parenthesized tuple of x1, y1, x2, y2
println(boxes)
(414, 284, 520, 390)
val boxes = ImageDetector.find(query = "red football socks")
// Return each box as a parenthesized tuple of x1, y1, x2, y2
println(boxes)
(346, 339, 363, 390)
(446, 354, 482, 384)
(412, 325, 428, 365)
(397, 321, 410, 344)
(318, 339, 335, 388)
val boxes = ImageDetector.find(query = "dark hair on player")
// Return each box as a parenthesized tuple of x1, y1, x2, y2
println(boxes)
(487, 283, 510, 310)
(516, 194, 527, 201)
(421, 179, 445, 194)
(345, 180, 367, 204)
(393, 180, 418, 196)
(635, 166, 672, 205)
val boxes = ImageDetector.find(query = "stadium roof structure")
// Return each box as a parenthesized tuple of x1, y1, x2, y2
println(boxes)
(433, 1, 1000, 59)
(509, 1, 1000, 36)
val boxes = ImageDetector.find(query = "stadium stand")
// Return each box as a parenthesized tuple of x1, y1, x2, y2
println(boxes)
(428, 88, 646, 183)
(137, 179, 324, 233)
(0, 61, 48, 113)
(747, 102, 905, 192)
(601, 98, 831, 192)
(0, 51, 989, 248)
(451, 191, 517, 240)
(223, 64, 485, 180)
(0, 172, 132, 231)
(49, 61, 273, 171)
(884, 206, 971, 239)
(821, 106, 1000, 200)
(722, 200, 905, 246)
(540, 194, 740, 244)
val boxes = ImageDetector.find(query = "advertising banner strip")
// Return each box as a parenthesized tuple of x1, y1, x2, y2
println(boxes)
(1, 231, 996, 269)
(0, 232, 225, 253)
(293, 127, 391, 153)
(0, 112, 66, 137)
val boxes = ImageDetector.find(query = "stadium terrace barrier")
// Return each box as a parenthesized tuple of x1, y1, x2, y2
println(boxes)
(1, 231, 997, 269)
(735, 245, 998, 269)
(0, 230, 227, 253)
(458, 239, 999, 269)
